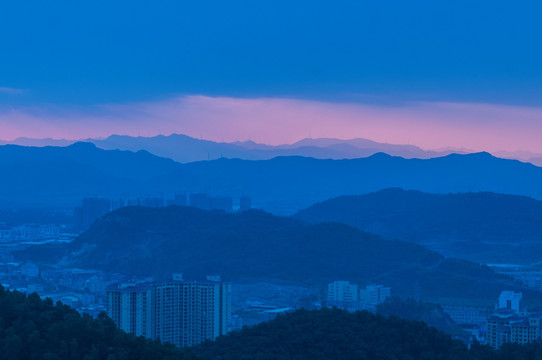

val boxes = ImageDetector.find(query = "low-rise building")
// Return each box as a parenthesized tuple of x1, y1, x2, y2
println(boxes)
(487, 312, 542, 349)
(442, 305, 489, 325)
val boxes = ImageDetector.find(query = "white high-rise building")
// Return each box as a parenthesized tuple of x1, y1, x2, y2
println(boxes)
(107, 275, 231, 348)
(107, 283, 153, 337)
(153, 276, 231, 347)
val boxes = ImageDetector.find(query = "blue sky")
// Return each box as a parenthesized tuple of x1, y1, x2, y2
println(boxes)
(1, 0, 541, 106)
(1, 0, 542, 153)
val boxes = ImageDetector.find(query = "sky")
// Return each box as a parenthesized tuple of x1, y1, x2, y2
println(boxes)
(1, 0, 542, 152)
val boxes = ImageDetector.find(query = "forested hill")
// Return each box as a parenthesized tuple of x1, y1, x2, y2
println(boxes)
(0, 286, 193, 360)
(34, 206, 539, 305)
(3, 287, 542, 360)
(192, 308, 542, 360)
(294, 189, 542, 264)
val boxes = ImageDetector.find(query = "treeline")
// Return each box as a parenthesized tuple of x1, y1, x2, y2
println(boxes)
(0, 286, 196, 360)
(1, 286, 542, 360)
(192, 308, 542, 360)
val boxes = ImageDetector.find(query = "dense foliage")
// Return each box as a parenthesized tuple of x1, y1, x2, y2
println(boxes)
(193, 308, 542, 360)
(0, 286, 194, 360)
(193, 308, 470, 360)
(1, 288, 542, 360)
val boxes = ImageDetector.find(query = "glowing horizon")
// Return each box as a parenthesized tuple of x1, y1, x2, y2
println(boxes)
(1, 95, 542, 154)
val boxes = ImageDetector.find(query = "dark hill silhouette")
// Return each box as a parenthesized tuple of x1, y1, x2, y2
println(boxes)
(192, 307, 541, 360)
(0, 142, 179, 180)
(295, 189, 542, 264)
(0, 142, 180, 207)
(24, 206, 539, 305)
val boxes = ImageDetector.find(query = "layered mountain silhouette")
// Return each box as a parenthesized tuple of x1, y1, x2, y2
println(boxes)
(2, 143, 542, 213)
(295, 189, 542, 264)
(21, 206, 540, 305)
(3, 133, 542, 165)
(0, 134, 458, 162)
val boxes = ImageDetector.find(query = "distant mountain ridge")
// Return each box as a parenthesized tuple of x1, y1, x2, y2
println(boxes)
(2, 143, 542, 213)
(169, 151, 542, 213)
(4, 133, 542, 166)
(0, 142, 180, 207)
(0, 134, 460, 163)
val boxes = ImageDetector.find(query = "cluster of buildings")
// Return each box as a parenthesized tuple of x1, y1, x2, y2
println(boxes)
(442, 305, 490, 327)
(0, 257, 236, 348)
(0, 260, 124, 317)
(442, 291, 542, 349)
(327, 281, 390, 311)
(486, 291, 542, 349)
(490, 264, 542, 291)
(107, 274, 232, 348)
(0, 223, 62, 243)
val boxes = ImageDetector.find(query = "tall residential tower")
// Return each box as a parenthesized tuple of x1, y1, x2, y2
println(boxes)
(107, 274, 231, 348)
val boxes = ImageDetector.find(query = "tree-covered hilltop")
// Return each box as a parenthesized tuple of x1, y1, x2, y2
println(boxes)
(193, 308, 542, 360)
(192, 308, 470, 360)
(193, 307, 542, 360)
(0, 286, 195, 360)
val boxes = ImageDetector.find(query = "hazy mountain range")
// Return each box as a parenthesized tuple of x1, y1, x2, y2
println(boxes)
(2, 142, 542, 213)
(0, 134, 459, 163)
(2, 133, 542, 166)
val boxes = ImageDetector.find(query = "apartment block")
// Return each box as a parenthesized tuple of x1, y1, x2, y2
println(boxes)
(107, 274, 231, 348)
(360, 284, 391, 306)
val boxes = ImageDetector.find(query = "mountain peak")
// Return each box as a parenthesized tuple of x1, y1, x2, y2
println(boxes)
(67, 141, 98, 150)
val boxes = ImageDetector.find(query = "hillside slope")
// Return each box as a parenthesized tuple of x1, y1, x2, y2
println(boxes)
(193, 308, 530, 360)
(295, 189, 542, 264)
(33, 206, 539, 305)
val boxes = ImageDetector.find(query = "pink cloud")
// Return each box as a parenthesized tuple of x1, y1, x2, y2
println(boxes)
(1, 95, 542, 153)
